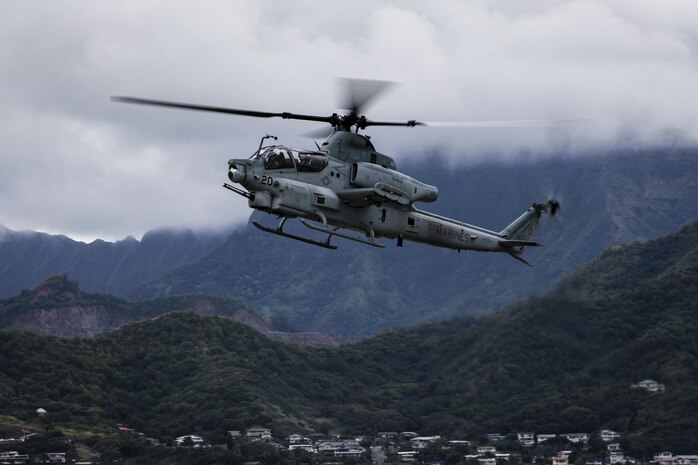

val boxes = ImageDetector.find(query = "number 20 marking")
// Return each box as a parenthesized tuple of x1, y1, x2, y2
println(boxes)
(261, 175, 273, 186)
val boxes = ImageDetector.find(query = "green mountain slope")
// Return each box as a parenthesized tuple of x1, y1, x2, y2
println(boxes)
(1, 220, 697, 454)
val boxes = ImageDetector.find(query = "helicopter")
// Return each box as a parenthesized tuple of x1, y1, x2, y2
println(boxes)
(112, 79, 560, 265)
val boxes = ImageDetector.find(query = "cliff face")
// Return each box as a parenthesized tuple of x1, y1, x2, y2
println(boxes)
(0, 276, 337, 346)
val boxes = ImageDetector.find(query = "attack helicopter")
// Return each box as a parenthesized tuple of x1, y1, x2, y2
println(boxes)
(112, 79, 560, 265)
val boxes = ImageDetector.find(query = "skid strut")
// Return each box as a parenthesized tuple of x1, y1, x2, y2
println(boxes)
(252, 217, 337, 250)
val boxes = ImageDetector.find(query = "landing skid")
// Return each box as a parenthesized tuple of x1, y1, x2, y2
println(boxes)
(300, 219, 385, 248)
(252, 220, 337, 250)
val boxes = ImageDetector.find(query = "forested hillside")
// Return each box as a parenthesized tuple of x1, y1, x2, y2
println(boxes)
(2, 220, 697, 455)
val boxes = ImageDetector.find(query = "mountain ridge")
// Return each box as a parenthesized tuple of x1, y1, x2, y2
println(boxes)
(0, 225, 232, 298)
(0, 274, 337, 345)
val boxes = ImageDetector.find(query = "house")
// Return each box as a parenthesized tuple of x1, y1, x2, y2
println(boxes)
(316, 440, 364, 457)
(608, 443, 622, 452)
(411, 436, 441, 450)
(47, 453, 66, 464)
(0, 452, 30, 465)
(401, 432, 419, 439)
(517, 432, 535, 447)
(478, 458, 496, 465)
(585, 459, 603, 465)
(398, 451, 418, 462)
(674, 456, 698, 465)
(609, 454, 625, 464)
(449, 440, 471, 447)
(487, 434, 506, 442)
(246, 427, 272, 441)
(289, 444, 315, 453)
(656, 455, 698, 465)
(379, 432, 399, 439)
(560, 433, 590, 444)
(600, 430, 620, 442)
(477, 447, 497, 454)
(537, 434, 557, 444)
(552, 456, 569, 465)
(228, 431, 241, 441)
(630, 379, 665, 392)
(655, 452, 674, 462)
(175, 435, 204, 447)
(288, 434, 307, 444)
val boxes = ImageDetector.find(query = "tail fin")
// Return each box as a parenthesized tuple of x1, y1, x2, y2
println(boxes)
(499, 200, 559, 265)
(499, 200, 559, 241)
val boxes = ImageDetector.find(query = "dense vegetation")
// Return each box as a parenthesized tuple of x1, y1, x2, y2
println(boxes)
(1, 220, 697, 457)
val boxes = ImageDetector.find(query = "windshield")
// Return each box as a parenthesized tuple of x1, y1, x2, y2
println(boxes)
(262, 147, 295, 170)
(294, 151, 328, 172)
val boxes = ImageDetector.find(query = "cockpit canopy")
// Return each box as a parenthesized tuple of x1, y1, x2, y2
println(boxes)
(261, 147, 328, 173)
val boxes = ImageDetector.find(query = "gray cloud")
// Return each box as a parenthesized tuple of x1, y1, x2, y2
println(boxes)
(1, 0, 697, 241)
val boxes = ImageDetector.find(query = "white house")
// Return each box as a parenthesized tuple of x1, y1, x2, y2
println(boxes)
(316, 440, 364, 457)
(537, 434, 557, 444)
(175, 435, 204, 447)
(449, 440, 471, 447)
(288, 434, 309, 444)
(0, 452, 30, 465)
(674, 456, 698, 465)
(552, 456, 569, 465)
(288, 444, 316, 453)
(561, 433, 590, 444)
(655, 454, 698, 465)
(608, 443, 622, 452)
(47, 453, 66, 464)
(600, 430, 621, 442)
(398, 451, 418, 462)
(411, 436, 441, 450)
(478, 458, 496, 465)
(477, 447, 497, 454)
(631, 379, 665, 392)
(517, 432, 535, 447)
(246, 427, 272, 441)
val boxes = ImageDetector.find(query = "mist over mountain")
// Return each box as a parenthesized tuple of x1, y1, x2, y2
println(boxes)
(130, 147, 698, 338)
(0, 226, 231, 298)
(1, 219, 697, 454)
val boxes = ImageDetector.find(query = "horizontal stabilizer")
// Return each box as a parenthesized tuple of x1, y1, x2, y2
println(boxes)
(499, 240, 543, 248)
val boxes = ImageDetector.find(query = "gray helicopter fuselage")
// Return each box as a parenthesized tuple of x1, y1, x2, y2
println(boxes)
(227, 132, 525, 253)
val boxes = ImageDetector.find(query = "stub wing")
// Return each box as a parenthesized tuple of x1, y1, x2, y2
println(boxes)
(337, 185, 411, 207)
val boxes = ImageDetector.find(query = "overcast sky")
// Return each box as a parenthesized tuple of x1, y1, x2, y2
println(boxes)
(1, 0, 697, 242)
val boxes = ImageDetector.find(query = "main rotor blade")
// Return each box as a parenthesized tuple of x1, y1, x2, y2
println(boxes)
(338, 78, 394, 113)
(110, 96, 334, 124)
(423, 119, 586, 128)
(362, 119, 425, 128)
